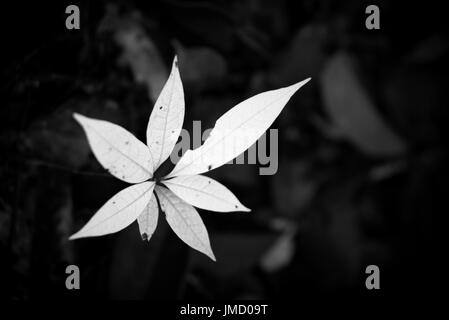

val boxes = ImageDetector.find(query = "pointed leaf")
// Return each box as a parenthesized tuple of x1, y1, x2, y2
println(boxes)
(163, 175, 250, 212)
(70, 182, 155, 239)
(146, 57, 185, 171)
(74, 113, 153, 183)
(155, 186, 215, 261)
(137, 192, 159, 241)
(167, 78, 311, 177)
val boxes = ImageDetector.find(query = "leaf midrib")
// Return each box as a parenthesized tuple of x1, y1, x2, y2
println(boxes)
(164, 180, 235, 207)
(87, 122, 152, 177)
(157, 187, 209, 252)
(155, 71, 178, 168)
(82, 184, 154, 233)
(171, 87, 294, 175)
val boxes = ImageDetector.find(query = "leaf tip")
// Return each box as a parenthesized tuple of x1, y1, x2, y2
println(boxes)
(208, 250, 217, 262)
(72, 112, 86, 124)
(141, 232, 153, 242)
(69, 227, 91, 240)
(236, 204, 251, 212)
(173, 55, 179, 68)
(68, 232, 81, 241)
(291, 77, 312, 92)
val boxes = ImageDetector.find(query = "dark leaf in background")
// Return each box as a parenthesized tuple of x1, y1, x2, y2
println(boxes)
(320, 51, 407, 157)
(272, 160, 318, 218)
(267, 23, 329, 86)
(111, 10, 168, 101)
(174, 40, 228, 92)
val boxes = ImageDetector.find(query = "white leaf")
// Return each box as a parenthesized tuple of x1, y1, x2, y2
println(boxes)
(164, 175, 250, 212)
(74, 113, 153, 183)
(137, 192, 159, 241)
(70, 182, 155, 239)
(155, 185, 215, 261)
(167, 78, 311, 177)
(146, 57, 185, 171)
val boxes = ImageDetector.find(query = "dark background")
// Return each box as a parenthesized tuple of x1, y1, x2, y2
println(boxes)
(0, 0, 446, 299)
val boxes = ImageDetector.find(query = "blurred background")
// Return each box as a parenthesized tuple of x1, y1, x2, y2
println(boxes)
(0, 0, 447, 299)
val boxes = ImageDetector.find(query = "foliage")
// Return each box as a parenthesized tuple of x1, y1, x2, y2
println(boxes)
(0, 0, 446, 299)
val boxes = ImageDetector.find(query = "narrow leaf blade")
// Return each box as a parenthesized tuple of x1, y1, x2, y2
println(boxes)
(146, 56, 185, 171)
(70, 182, 155, 239)
(137, 192, 159, 241)
(164, 175, 250, 212)
(167, 78, 311, 177)
(74, 113, 153, 183)
(155, 186, 215, 261)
